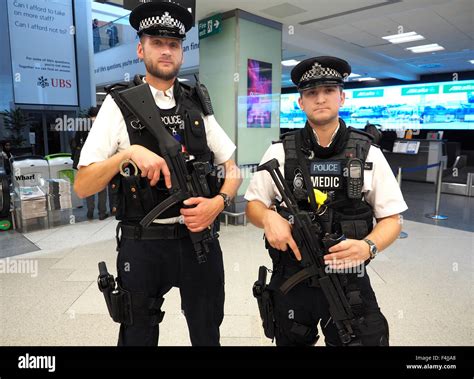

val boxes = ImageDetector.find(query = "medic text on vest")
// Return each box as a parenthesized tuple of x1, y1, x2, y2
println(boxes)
(311, 176, 341, 189)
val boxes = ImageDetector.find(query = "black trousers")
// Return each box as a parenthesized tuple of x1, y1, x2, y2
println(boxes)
(267, 248, 389, 346)
(116, 236, 225, 346)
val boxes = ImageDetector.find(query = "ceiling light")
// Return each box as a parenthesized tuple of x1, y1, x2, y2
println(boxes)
(178, 78, 189, 82)
(382, 31, 425, 44)
(96, 92, 107, 95)
(357, 77, 377, 82)
(406, 43, 445, 53)
(282, 59, 300, 67)
(469, 60, 474, 64)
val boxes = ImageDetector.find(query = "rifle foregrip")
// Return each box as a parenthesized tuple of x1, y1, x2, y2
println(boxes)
(258, 266, 267, 285)
(98, 261, 108, 276)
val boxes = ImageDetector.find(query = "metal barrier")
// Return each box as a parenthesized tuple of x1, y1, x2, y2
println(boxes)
(426, 162, 448, 220)
(467, 173, 474, 197)
(395, 162, 447, 222)
(221, 211, 247, 226)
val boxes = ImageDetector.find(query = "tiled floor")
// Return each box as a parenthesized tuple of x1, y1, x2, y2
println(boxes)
(0, 181, 473, 346)
(0, 231, 40, 258)
(402, 181, 474, 232)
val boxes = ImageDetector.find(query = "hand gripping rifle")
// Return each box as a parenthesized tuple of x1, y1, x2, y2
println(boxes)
(119, 84, 218, 263)
(257, 158, 361, 346)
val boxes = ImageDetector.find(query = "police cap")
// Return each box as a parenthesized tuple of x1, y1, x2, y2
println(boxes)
(129, 1, 193, 39)
(291, 56, 351, 91)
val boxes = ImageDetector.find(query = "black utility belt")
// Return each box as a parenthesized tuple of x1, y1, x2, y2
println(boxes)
(118, 222, 189, 240)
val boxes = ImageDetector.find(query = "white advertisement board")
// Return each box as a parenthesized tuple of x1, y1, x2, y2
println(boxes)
(7, 0, 78, 106)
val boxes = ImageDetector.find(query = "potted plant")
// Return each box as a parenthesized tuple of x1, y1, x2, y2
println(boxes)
(0, 107, 32, 148)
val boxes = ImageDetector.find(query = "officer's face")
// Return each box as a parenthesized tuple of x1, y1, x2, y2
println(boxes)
(138, 35, 184, 81)
(298, 85, 345, 126)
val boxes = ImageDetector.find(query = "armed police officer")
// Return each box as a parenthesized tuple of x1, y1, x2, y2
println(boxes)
(75, 1, 241, 346)
(245, 56, 407, 346)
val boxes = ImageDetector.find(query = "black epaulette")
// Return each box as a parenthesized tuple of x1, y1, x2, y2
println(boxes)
(276, 130, 298, 144)
(104, 81, 132, 95)
(347, 127, 374, 141)
(105, 74, 145, 94)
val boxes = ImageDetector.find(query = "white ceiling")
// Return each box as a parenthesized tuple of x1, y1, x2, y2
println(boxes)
(96, 0, 474, 87)
(195, 0, 474, 86)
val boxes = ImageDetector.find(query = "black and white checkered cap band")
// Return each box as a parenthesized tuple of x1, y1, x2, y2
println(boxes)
(300, 62, 342, 83)
(139, 12, 185, 35)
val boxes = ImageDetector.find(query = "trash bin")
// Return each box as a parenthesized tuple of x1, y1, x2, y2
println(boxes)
(10, 156, 50, 233)
(45, 153, 82, 208)
(11, 155, 50, 188)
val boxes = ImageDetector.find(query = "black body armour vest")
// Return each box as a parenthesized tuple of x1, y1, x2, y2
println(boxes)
(107, 76, 220, 223)
(281, 119, 375, 239)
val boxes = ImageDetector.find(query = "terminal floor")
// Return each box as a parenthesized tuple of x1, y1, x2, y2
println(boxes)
(401, 181, 474, 233)
(0, 182, 472, 346)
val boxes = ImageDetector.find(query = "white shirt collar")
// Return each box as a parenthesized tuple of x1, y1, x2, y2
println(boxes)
(142, 77, 175, 105)
(313, 124, 340, 147)
(148, 83, 174, 101)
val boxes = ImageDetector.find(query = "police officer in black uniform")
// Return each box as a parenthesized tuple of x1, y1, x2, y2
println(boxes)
(75, 1, 241, 346)
(245, 56, 407, 346)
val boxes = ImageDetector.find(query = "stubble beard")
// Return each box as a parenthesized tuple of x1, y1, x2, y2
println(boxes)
(144, 59, 181, 81)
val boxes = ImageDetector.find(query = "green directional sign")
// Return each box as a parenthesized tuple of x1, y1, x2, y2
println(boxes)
(353, 89, 384, 98)
(198, 14, 222, 40)
(443, 83, 474, 93)
(402, 85, 439, 96)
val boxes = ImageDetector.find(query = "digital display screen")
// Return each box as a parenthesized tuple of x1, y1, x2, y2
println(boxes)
(280, 80, 474, 130)
(350, 165, 362, 178)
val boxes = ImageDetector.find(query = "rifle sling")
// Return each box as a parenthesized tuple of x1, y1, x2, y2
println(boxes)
(279, 265, 318, 295)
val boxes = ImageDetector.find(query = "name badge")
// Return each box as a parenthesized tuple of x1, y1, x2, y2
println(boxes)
(311, 175, 342, 190)
(310, 161, 341, 176)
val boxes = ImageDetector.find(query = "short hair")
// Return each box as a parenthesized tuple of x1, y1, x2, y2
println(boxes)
(139, 34, 183, 46)
(299, 85, 344, 97)
(87, 106, 100, 118)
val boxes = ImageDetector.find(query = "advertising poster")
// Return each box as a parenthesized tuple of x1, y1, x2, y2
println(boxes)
(247, 59, 272, 128)
(7, 0, 78, 106)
